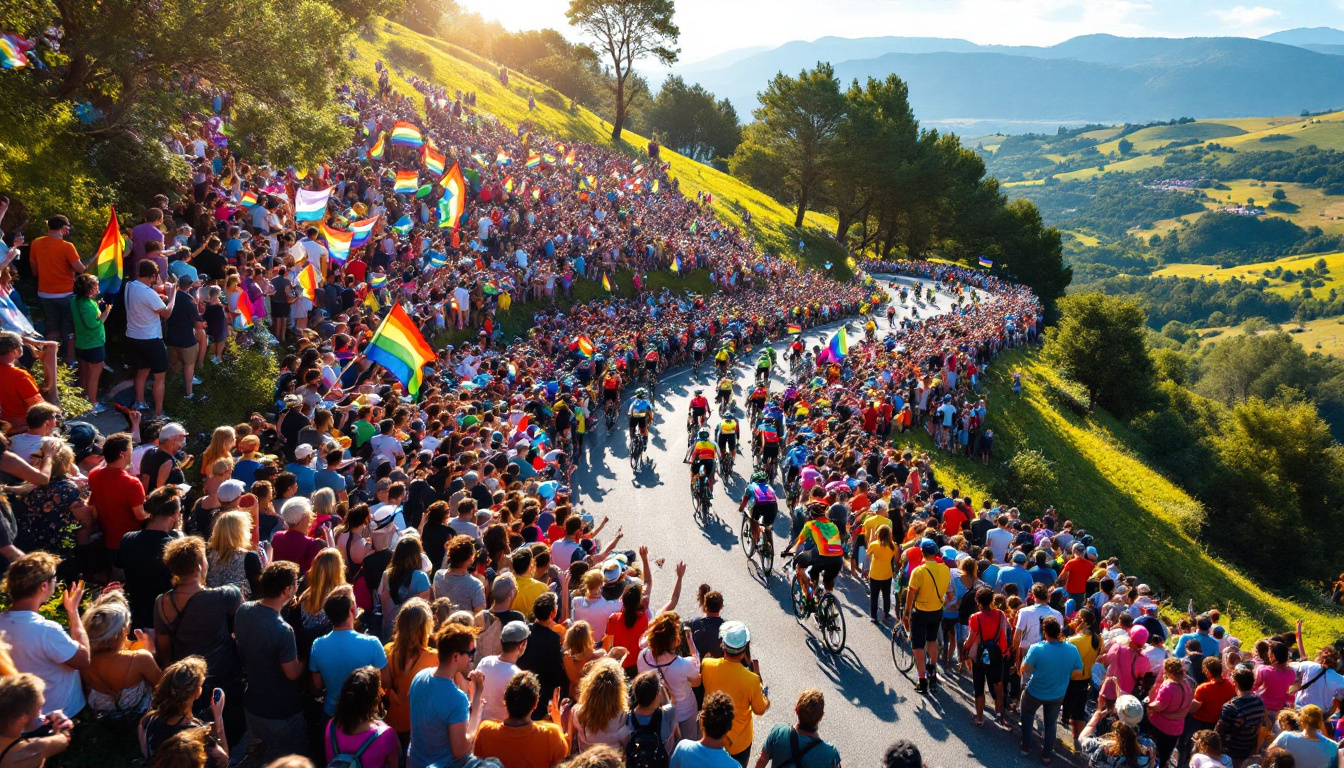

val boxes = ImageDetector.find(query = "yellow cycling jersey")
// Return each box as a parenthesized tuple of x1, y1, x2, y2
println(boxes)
(715, 350, 729, 361)
(719, 420, 738, 434)
(717, 378, 734, 391)
(692, 440, 719, 460)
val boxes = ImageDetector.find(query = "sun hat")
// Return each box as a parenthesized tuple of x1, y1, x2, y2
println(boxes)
(1115, 695, 1144, 727)
(720, 621, 751, 652)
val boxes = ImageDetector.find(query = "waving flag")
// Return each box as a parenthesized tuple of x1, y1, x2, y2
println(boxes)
(652, 179, 659, 194)
(978, 256, 994, 268)
(828, 327, 849, 359)
(320, 222, 354, 263)
(670, 256, 680, 274)
(496, 151, 511, 165)
(369, 132, 386, 159)
(239, 190, 259, 208)
(427, 251, 448, 269)
(526, 153, 540, 169)
(364, 303, 436, 399)
(391, 215, 413, 235)
(580, 175, 595, 191)
(369, 273, 388, 289)
(573, 335, 595, 358)
(92, 207, 124, 295)
(564, 148, 577, 166)
(504, 177, 514, 193)
(294, 187, 332, 222)
(436, 198, 454, 229)
(788, 323, 803, 334)
(393, 170, 418, 194)
(233, 292, 254, 329)
(390, 121, 423, 147)
(363, 291, 381, 312)
(602, 274, 612, 292)
(542, 154, 556, 164)
(423, 145, 446, 176)
(440, 162, 466, 230)
(0, 36, 28, 70)
(349, 216, 379, 248)
(297, 263, 319, 301)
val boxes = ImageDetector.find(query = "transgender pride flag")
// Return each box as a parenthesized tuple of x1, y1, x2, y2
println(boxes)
(294, 187, 332, 222)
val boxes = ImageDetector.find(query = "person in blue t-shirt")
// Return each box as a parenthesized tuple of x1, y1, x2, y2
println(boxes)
(994, 551, 1035, 598)
(308, 588, 386, 717)
(1019, 617, 1084, 764)
(1174, 615, 1221, 659)
(408, 624, 485, 768)
(670, 691, 740, 768)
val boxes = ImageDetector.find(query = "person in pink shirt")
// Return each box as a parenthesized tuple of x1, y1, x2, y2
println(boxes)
(1145, 657, 1194, 767)
(1254, 641, 1297, 718)
(1100, 626, 1152, 707)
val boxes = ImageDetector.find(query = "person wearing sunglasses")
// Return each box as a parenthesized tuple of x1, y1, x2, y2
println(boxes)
(407, 623, 486, 768)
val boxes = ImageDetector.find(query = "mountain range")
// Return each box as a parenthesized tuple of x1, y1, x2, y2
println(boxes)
(664, 29, 1344, 134)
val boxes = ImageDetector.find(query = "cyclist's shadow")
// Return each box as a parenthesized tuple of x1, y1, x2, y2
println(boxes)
(803, 634, 902, 723)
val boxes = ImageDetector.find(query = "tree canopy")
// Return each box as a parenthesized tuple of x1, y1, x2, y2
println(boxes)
(1045, 292, 1153, 414)
(566, 0, 679, 142)
(639, 75, 740, 166)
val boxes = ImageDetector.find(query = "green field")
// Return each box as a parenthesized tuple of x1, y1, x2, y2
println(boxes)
(1213, 113, 1344, 153)
(1094, 121, 1247, 155)
(1053, 153, 1165, 181)
(1153, 249, 1344, 296)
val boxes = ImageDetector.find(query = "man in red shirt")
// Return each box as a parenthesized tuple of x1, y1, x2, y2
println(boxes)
(1058, 543, 1096, 603)
(88, 433, 147, 566)
(942, 498, 969, 537)
(0, 332, 46, 432)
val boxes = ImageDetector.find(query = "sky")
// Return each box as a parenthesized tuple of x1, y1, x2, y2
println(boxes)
(453, 0, 1344, 64)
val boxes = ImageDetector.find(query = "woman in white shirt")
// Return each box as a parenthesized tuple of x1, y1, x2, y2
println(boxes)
(635, 611, 702, 740)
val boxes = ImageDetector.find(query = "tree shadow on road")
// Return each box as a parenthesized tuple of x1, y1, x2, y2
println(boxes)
(802, 634, 902, 722)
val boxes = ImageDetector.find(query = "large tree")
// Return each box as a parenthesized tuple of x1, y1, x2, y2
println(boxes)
(1044, 292, 1153, 415)
(566, 0, 679, 142)
(730, 63, 845, 228)
(642, 75, 740, 164)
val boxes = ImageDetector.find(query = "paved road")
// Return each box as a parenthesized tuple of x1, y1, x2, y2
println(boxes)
(564, 278, 1054, 768)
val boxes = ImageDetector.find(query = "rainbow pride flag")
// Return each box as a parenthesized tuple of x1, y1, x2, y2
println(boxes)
(390, 121, 423, 148)
(92, 207, 124, 295)
(423, 145, 446, 176)
(393, 170, 419, 194)
(526, 153, 540, 169)
(978, 256, 994, 268)
(364, 303, 436, 399)
(602, 274, 612, 292)
(320, 222, 354, 263)
(369, 132, 386, 159)
(294, 187, 331, 222)
(573, 335, 595, 358)
(239, 190, 259, 207)
(369, 273, 388, 289)
(788, 323, 803, 334)
(297, 263, 319, 301)
(440, 162, 466, 230)
(349, 216, 379, 248)
(828, 327, 849, 359)
(0, 35, 28, 70)
(233, 292, 254, 329)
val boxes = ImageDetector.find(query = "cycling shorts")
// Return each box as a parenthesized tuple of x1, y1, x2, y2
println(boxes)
(750, 501, 778, 527)
(603, 387, 620, 402)
(909, 608, 944, 646)
(716, 389, 732, 401)
(796, 551, 842, 583)
(692, 458, 715, 478)
(629, 414, 649, 428)
(760, 441, 780, 460)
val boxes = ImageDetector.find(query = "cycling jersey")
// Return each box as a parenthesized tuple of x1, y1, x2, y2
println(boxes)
(715, 350, 729, 361)
(757, 425, 779, 443)
(692, 440, 719, 460)
(693, 340, 706, 351)
(603, 376, 621, 391)
(644, 351, 658, 361)
(743, 482, 777, 506)
(757, 356, 771, 369)
(717, 378, 733, 392)
(629, 399, 653, 416)
(718, 419, 738, 434)
(794, 519, 844, 556)
(689, 396, 709, 411)
(784, 445, 810, 468)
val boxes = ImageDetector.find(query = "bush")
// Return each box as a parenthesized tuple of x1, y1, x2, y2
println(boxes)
(993, 445, 1057, 510)
(386, 39, 431, 74)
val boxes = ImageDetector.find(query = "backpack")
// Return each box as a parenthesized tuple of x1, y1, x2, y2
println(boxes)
(475, 611, 505, 664)
(624, 709, 669, 768)
(976, 612, 1004, 670)
(328, 725, 380, 768)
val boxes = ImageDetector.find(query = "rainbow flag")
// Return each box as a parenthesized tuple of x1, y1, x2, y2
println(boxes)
(440, 162, 466, 230)
(320, 222, 354, 263)
(978, 256, 994, 268)
(573, 335, 595, 358)
(390, 121, 423, 148)
(788, 323, 803, 334)
(0, 35, 28, 70)
(423, 145, 446, 176)
(294, 187, 332, 222)
(526, 153, 540, 169)
(233, 292, 254, 329)
(239, 190, 259, 207)
(504, 176, 514, 193)
(369, 273, 388, 289)
(496, 151, 511, 165)
(602, 274, 612, 292)
(427, 251, 448, 269)
(364, 303, 436, 399)
(297, 263, 319, 301)
(369, 132, 386, 159)
(564, 148, 577, 166)
(391, 215, 412, 235)
(670, 256, 680, 274)
(92, 207, 124, 295)
(393, 170, 418, 194)
(436, 198, 454, 228)
(828, 327, 849, 359)
(349, 216, 379, 247)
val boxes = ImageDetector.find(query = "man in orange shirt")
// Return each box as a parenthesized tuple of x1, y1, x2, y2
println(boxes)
(30, 216, 87, 363)
(0, 332, 46, 433)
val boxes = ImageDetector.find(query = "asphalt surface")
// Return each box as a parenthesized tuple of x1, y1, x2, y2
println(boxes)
(565, 277, 1065, 768)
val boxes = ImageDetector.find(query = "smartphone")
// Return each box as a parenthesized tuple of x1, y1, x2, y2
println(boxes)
(212, 688, 224, 706)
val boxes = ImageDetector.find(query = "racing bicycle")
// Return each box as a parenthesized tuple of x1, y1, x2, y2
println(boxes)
(739, 511, 773, 575)
(784, 553, 847, 654)
(692, 471, 713, 522)
(629, 429, 647, 467)
(890, 619, 915, 676)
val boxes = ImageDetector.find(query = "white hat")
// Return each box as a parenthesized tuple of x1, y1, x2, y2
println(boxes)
(294, 444, 315, 461)
(159, 422, 188, 440)
(1115, 695, 1144, 727)
(217, 480, 246, 503)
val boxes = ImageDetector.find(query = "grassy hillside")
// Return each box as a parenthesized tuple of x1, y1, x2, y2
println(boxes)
(901, 350, 1344, 647)
(351, 21, 849, 276)
(1153, 249, 1344, 296)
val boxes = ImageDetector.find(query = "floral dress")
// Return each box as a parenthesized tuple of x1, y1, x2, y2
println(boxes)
(19, 478, 81, 557)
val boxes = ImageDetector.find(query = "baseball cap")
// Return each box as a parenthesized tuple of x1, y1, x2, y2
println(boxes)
(1115, 695, 1144, 727)
(1128, 626, 1149, 647)
(294, 444, 315, 461)
(1085, 546, 1098, 559)
(159, 423, 187, 440)
(720, 621, 751, 652)
(500, 621, 531, 644)
(217, 480, 246, 503)
(601, 560, 624, 582)
(1012, 551, 1028, 564)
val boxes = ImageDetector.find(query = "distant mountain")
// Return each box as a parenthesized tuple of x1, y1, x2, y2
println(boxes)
(1300, 44, 1344, 56)
(669, 34, 1344, 128)
(1260, 27, 1344, 47)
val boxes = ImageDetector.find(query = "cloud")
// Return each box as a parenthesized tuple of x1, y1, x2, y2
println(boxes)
(1213, 5, 1282, 28)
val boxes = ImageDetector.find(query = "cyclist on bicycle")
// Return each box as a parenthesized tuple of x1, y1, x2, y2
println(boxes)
(689, 389, 709, 428)
(782, 435, 811, 485)
(643, 348, 660, 378)
(747, 383, 768, 417)
(755, 350, 772, 384)
(754, 418, 781, 468)
(715, 415, 739, 463)
(628, 388, 653, 443)
(692, 337, 707, 367)
(716, 375, 734, 412)
(690, 428, 719, 498)
(738, 471, 778, 551)
(904, 537, 951, 694)
(783, 502, 844, 603)
(601, 369, 623, 414)
(714, 345, 731, 375)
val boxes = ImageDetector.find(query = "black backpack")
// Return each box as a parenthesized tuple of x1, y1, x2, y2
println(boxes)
(977, 612, 1005, 669)
(624, 709, 669, 768)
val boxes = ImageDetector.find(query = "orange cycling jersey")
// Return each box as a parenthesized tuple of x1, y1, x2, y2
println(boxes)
(795, 519, 844, 556)
(603, 376, 620, 390)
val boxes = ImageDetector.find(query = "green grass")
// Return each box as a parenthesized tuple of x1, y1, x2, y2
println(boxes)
(1215, 113, 1344, 153)
(1053, 153, 1166, 181)
(906, 349, 1344, 647)
(1094, 122, 1247, 155)
(1153, 249, 1344, 296)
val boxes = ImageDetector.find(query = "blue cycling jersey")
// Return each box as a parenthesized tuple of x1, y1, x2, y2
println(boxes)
(630, 399, 653, 416)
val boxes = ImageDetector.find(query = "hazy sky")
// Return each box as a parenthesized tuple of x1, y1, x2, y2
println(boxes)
(454, 0, 1344, 63)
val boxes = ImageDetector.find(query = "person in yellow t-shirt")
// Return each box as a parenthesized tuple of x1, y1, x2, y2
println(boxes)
(700, 621, 769, 765)
(861, 500, 894, 543)
(511, 547, 548, 621)
(1063, 608, 1103, 744)
(904, 538, 951, 694)
(865, 525, 898, 622)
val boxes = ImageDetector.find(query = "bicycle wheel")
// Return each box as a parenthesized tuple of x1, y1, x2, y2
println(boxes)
(891, 623, 915, 675)
(789, 575, 808, 623)
(739, 516, 755, 560)
(818, 594, 846, 653)
(758, 532, 774, 575)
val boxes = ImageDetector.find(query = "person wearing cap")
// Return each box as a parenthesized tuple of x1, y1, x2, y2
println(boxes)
(140, 422, 188, 492)
(1077, 694, 1156, 767)
(1175, 615, 1220, 660)
(904, 537, 951, 694)
(476, 621, 529, 724)
(1057, 543, 1094, 604)
(283, 444, 318, 497)
(994, 550, 1034, 600)
(1019, 616, 1083, 766)
(701, 620, 769, 766)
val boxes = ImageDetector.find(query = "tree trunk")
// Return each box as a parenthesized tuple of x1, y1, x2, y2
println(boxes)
(611, 76, 625, 142)
(835, 211, 851, 242)
(793, 185, 809, 228)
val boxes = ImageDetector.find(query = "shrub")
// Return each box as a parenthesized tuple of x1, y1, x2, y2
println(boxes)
(993, 445, 1057, 510)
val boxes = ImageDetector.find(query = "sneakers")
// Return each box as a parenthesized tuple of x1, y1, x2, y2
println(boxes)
(210, 356, 222, 365)
(131, 401, 149, 411)
(192, 376, 204, 385)
(89, 403, 109, 416)
(184, 392, 194, 400)
(914, 678, 928, 694)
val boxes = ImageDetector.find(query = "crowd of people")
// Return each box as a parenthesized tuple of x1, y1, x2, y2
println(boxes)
(0, 62, 1335, 768)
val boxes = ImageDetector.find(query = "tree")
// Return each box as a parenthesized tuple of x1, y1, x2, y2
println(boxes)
(566, 0, 679, 142)
(1272, 188, 1287, 200)
(730, 63, 845, 228)
(642, 75, 740, 163)
(827, 74, 918, 245)
(1117, 138, 1134, 155)
(1044, 292, 1153, 414)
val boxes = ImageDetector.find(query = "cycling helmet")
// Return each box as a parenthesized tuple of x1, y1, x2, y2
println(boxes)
(635, 388, 648, 398)
(751, 471, 768, 483)
(694, 389, 704, 395)
(698, 429, 711, 440)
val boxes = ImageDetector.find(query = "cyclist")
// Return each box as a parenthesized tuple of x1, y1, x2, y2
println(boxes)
(714, 345, 731, 376)
(715, 414, 739, 463)
(755, 350, 772, 385)
(692, 337, 707, 368)
(904, 537, 951, 694)
(864, 316, 877, 342)
(628, 387, 653, 444)
(643, 348, 660, 380)
(690, 428, 719, 498)
(738, 471, 778, 551)
(601, 368, 623, 418)
(754, 417, 781, 472)
(782, 435, 811, 486)
(783, 501, 844, 604)
(716, 375, 734, 413)
(689, 389, 710, 429)
(747, 383, 768, 419)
